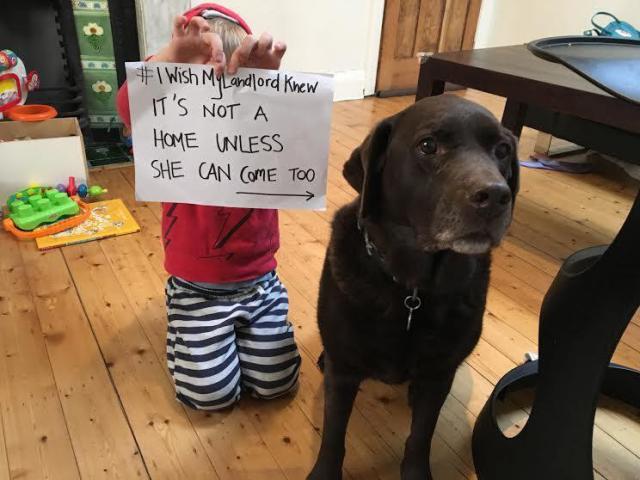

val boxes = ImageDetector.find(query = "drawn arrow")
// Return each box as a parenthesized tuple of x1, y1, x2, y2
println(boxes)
(236, 191, 315, 202)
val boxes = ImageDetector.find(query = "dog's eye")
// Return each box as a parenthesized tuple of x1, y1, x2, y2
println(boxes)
(418, 137, 438, 155)
(495, 142, 511, 159)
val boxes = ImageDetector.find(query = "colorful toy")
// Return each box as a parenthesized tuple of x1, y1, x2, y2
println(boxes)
(0, 49, 40, 119)
(6, 104, 57, 121)
(87, 185, 108, 197)
(3, 186, 91, 239)
(67, 176, 77, 196)
(30, 178, 109, 203)
(8, 188, 79, 230)
(76, 183, 108, 199)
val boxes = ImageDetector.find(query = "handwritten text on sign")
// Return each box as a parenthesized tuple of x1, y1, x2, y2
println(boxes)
(125, 62, 334, 210)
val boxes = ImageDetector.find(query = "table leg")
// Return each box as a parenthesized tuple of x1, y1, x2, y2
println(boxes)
(416, 79, 445, 101)
(415, 60, 445, 101)
(501, 99, 528, 137)
(472, 189, 640, 480)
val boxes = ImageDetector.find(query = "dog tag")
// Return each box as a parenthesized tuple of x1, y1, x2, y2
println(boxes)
(404, 288, 422, 331)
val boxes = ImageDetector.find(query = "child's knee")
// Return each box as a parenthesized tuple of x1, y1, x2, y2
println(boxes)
(243, 353, 301, 400)
(169, 351, 243, 411)
(175, 375, 242, 411)
(168, 349, 243, 410)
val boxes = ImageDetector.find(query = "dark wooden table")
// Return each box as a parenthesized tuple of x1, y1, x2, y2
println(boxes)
(416, 45, 640, 164)
(417, 45, 640, 480)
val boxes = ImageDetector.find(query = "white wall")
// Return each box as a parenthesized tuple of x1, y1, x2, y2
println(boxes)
(135, 0, 191, 59)
(475, 0, 640, 48)
(137, 0, 384, 101)
(210, 1, 384, 100)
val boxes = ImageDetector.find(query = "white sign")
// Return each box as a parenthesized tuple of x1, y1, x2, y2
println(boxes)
(125, 62, 334, 210)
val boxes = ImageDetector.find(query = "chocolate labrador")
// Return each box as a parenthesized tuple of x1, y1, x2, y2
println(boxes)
(308, 95, 519, 480)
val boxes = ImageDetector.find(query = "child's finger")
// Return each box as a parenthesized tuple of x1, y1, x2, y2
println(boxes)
(202, 32, 226, 77)
(187, 16, 210, 36)
(172, 15, 187, 37)
(228, 35, 258, 74)
(198, 17, 212, 33)
(273, 41, 287, 61)
(213, 53, 226, 79)
(256, 32, 274, 58)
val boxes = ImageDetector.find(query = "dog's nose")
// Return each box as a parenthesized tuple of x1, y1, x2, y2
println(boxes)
(469, 183, 511, 217)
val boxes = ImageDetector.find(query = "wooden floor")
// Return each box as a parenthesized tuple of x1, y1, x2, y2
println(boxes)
(1, 91, 639, 480)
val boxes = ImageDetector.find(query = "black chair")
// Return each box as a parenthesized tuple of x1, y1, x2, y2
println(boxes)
(473, 37, 640, 480)
(473, 196, 640, 479)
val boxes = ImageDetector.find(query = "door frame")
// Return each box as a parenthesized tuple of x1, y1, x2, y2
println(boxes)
(363, 0, 386, 96)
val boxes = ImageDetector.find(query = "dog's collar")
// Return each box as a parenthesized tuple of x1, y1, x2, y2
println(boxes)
(357, 219, 422, 330)
(357, 219, 395, 279)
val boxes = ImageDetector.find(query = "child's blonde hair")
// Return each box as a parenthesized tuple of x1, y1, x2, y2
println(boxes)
(206, 18, 247, 59)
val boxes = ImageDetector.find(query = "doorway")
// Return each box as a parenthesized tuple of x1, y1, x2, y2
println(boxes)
(376, 0, 482, 95)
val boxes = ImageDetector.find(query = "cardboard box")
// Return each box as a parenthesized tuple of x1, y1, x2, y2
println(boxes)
(0, 118, 88, 202)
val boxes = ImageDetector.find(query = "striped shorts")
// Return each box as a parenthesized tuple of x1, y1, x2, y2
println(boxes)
(165, 274, 301, 410)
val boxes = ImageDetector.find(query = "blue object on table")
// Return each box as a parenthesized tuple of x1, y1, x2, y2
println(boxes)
(584, 12, 640, 40)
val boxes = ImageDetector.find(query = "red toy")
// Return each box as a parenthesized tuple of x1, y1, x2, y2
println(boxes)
(66, 176, 77, 196)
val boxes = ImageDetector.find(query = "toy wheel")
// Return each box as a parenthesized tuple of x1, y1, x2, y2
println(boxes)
(6, 104, 57, 121)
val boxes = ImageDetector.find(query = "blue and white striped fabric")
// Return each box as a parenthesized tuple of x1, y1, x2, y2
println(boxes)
(165, 274, 301, 410)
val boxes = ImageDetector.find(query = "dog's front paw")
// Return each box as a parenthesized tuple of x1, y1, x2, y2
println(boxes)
(401, 460, 432, 480)
(307, 463, 342, 480)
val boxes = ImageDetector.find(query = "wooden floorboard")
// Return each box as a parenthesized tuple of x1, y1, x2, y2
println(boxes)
(2, 91, 639, 479)
(63, 242, 223, 480)
(0, 409, 8, 480)
(0, 234, 81, 480)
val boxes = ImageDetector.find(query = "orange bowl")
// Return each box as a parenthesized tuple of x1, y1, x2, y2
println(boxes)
(6, 104, 58, 122)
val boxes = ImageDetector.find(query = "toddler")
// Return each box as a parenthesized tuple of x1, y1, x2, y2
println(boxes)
(116, 3, 300, 410)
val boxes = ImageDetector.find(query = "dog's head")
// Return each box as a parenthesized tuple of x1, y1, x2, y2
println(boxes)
(344, 95, 519, 255)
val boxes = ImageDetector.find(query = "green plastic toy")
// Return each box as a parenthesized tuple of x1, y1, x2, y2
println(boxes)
(88, 185, 108, 197)
(7, 187, 80, 231)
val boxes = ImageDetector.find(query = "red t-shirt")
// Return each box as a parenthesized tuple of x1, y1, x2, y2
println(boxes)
(117, 83, 279, 283)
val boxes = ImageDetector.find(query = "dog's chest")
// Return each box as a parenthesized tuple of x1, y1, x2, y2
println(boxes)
(360, 300, 475, 383)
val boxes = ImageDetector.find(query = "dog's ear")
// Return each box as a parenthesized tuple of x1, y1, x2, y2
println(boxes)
(503, 128, 520, 204)
(343, 145, 365, 193)
(343, 118, 394, 220)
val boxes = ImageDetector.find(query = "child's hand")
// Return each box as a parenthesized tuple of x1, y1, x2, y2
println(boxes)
(151, 15, 286, 78)
(227, 33, 287, 74)
(154, 16, 226, 76)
